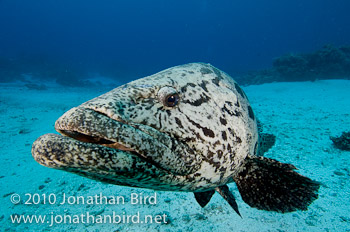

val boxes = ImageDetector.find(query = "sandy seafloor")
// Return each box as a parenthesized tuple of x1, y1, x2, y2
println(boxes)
(0, 79, 349, 232)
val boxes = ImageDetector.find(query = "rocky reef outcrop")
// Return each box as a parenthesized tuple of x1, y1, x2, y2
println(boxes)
(330, 131, 350, 151)
(236, 45, 350, 86)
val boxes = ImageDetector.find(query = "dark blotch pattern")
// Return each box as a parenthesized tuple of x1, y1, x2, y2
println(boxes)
(219, 117, 227, 125)
(183, 93, 210, 106)
(185, 115, 215, 138)
(200, 67, 213, 75)
(222, 131, 227, 141)
(199, 81, 209, 92)
(221, 104, 242, 117)
(248, 106, 255, 120)
(234, 82, 246, 99)
(175, 117, 184, 129)
(180, 83, 196, 93)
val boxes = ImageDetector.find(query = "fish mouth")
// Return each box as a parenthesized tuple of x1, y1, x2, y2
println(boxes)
(58, 128, 135, 152)
(32, 107, 200, 178)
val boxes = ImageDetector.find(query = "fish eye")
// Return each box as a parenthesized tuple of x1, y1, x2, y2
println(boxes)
(165, 93, 179, 107)
(157, 86, 180, 108)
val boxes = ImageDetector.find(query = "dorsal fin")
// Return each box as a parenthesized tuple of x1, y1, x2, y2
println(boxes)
(215, 185, 242, 217)
(194, 190, 215, 208)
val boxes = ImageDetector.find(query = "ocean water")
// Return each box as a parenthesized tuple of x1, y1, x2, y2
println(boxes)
(1, 1, 350, 232)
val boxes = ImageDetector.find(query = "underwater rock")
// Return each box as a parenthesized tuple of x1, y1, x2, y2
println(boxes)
(236, 45, 350, 86)
(330, 131, 350, 151)
(18, 128, 31, 134)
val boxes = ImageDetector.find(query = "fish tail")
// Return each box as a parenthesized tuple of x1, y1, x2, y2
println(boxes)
(234, 156, 320, 213)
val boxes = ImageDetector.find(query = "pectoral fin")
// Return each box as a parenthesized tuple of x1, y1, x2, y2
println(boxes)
(215, 185, 241, 217)
(194, 190, 215, 208)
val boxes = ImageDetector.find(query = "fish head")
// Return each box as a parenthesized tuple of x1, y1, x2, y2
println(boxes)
(32, 63, 258, 191)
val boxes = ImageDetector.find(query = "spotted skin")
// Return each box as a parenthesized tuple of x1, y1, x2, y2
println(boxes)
(32, 63, 319, 213)
(33, 63, 257, 191)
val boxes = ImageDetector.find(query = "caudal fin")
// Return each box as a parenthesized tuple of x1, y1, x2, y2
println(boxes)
(234, 156, 320, 213)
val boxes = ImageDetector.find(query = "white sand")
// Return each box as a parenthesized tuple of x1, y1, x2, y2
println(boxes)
(0, 79, 349, 232)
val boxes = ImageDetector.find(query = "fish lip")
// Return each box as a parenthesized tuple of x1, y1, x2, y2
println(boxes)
(31, 133, 162, 187)
(55, 110, 159, 166)
(57, 129, 116, 145)
(53, 106, 201, 175)
(54, 107, 134, 148)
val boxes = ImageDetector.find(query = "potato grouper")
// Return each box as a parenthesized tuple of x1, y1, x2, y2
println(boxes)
(32, 63, 320, 216)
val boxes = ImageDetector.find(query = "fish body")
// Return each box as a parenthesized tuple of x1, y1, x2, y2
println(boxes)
(32, 63, 319, 214)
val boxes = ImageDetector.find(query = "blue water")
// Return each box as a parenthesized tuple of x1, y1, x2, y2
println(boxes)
(1, 0, 350, 81)
(1, 1, 350, 231)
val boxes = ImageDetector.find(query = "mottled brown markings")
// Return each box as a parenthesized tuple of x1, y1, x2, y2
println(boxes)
(212, 67, 223, 79)
(234, 82, 246, 99)
(200, 67, 213, 75)
(207, 150, 215, 159)
(228, 128, 235, 137)
(158, 113, 162, 129)
(212, 161, 222, 172)
(219, 168, 226, 180)
(145, 104, 153, 110)
(183, 93, 210, 106)
(177, 120, 206, 143)
(192, 130, 205, 142)
(222, 104, 242, 117)
(218, 150, 223, 159)
(225, 101, 233, 106)
(213, 140, 221, 147)
(248, 105, 255, 120)
(219, 117, 227, 125)
(116, 102, 125, 115)
(142, 98, 155, 104)
(165, 109, 171, 116)
(185, 115, 215, 138)
(180, 83, 196, 93)
(199, 80, 209, 92)
(227, 143, 232, 153)
(175, 117, 184, 129)
(222, 131, 227, 141)
(235, 100, 240, 107)
(211, 77, 220, 86)
(229, 153, 237, 168)
(169, 78, 176, 86)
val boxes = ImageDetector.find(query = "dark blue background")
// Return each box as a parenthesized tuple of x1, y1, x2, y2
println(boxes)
(1, 0, 349, 80)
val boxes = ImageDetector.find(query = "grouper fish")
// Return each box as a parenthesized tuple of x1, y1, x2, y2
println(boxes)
(32, 63, 320, 216)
